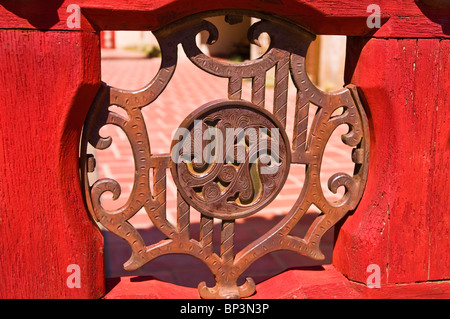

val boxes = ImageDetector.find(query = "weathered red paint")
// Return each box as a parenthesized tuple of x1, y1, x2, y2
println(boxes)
(0, 0, 448, 298)
(0, 30, 104, 298)
(104, 265, 450, 299)
(333, 37, 450, 285)
(0, 0, 449, 38)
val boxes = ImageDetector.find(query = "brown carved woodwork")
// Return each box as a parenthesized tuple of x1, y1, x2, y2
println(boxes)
(171, 99, 291, 220)
(80, 11, 369, 299)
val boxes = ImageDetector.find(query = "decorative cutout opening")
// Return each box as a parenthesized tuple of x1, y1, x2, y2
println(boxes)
(81, 10, 369, 299)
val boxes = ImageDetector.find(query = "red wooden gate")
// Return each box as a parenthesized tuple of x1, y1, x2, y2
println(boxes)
(0, 0, 449, 299)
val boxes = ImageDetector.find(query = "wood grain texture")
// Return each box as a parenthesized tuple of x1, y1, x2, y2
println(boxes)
(0, 0, 448, 38)
(104, 265, 450, 299)
(333, 37, 450, 285)
(0, 30, 104, 298)
(0, 0, 448, 299)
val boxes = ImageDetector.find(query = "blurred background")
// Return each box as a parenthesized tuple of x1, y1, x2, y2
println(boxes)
(100, 16, 347, 91)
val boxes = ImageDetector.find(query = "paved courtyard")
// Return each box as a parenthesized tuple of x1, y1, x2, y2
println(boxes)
(95, 48, 355, 289)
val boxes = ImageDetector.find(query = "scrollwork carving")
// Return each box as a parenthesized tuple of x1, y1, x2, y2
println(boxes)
(80, 10, 369, 299)
(171, 99, 291, 220)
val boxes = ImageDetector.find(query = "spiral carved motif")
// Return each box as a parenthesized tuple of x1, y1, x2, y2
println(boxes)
(80, 10, 369, 299)
(171, 100, 290, 220)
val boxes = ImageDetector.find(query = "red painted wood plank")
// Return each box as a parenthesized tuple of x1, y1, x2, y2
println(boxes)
(0, 1, 96, 31)
(105, 276, 199, 299)
(104, 265, 450, 299)
(386, 38, 435, 283)
(334, 37, 450, 284)
(427, 39, 450, 281)
(0, 0, 448, 38)
(0, 30, 103, 298)
(333, 37, 392, 285)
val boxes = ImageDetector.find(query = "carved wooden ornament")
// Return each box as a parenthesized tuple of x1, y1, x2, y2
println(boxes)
(80, 10, 369, 299)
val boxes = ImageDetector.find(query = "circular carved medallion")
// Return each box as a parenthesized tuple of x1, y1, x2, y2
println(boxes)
(170, 99, 291, 220)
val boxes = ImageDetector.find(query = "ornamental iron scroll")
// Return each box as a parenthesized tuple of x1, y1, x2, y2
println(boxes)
(80, 11, 369, 299)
